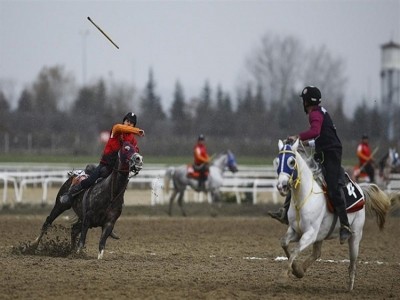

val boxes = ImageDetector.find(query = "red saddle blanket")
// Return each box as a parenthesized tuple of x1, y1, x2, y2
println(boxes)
(326, 173, 365, 213)
(186, 165, 209, 179)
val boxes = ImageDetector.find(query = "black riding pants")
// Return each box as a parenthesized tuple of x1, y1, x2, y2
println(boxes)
(80, 164, 111, 189)
(320, 149, 347, 213)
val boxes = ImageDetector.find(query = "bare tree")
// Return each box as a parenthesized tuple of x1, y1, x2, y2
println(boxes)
(246, 34, 304, 107)
(302, 45, 347, 106)
(245, 33, 346, 108)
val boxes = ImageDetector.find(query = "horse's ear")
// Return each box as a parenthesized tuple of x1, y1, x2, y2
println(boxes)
(278, 139, 284, 150)
(292, 138, 299, 151)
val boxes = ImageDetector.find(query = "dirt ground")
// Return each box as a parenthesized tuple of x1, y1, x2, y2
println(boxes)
(0, 199, 400, 300)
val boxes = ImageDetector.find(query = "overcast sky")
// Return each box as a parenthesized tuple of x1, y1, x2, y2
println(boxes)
(0, 0, 399, 115)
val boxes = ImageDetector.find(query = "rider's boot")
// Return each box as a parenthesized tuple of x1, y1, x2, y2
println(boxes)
(198, 178, 205, 190)
(60, 183, 83, 205)
(268, 193, 290, 225)
(336, 204, 352, 244)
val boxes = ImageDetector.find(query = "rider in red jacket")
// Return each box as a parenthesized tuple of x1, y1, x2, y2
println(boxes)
(60, 112, 145, 205)
(193, 134, 210, 189)
(356, 134, 375, 183)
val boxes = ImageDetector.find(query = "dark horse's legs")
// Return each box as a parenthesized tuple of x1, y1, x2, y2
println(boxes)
(70, 220, 82, 250)
(77, 214, 91, 253)
(98, 218, 119, 259)
(32, 179, 73, 248)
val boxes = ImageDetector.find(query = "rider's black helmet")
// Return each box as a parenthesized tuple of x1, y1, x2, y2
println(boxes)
(123, 112, 137, 126)
(300, 86, 321, 106)
(198, 134, 205, 141)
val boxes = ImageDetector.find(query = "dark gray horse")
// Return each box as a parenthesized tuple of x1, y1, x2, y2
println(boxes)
(32, 142, 143, 259)
(164, 150, 238, 216)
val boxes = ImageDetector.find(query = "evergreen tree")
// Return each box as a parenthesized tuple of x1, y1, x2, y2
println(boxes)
(194, 81, 214, 135)
(140, 69, 166, 133)
(16, 89, 34, 113)
(0, 90, 10, 132)
(170, 80, 191, 135)
(213, 85, 234, 136)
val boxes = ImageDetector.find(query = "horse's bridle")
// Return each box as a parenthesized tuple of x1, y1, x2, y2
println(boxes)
(277, 148, 300, 189)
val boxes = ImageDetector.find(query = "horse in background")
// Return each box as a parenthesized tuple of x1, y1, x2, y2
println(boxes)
(378, 147, 400, 184)
(353, 147, 400, 189)
(164, 150, 238, 216)
(275, 139, 391, 291)
(32, 142, 143, 259)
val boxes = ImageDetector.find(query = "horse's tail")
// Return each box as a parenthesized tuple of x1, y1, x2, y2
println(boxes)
(164, 167, 175, 195)
(361, 183, 391, 230)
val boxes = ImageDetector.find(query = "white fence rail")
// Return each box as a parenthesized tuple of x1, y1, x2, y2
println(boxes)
(1, 164, 399, 206)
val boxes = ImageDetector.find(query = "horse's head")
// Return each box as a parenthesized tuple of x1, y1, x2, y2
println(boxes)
(226, 150, 238, 173)
(274, 139, 299, 196)
(119, 142, 143, 175)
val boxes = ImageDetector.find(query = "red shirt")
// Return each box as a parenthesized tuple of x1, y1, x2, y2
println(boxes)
(194, 143, 209, 165)
(357, 142, 372, 165)
(100, 124, 141, 166)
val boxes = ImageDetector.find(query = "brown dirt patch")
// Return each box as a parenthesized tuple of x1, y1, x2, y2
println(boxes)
(0, 203, 399, 299)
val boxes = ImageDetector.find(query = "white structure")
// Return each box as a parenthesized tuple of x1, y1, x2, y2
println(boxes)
(381, 41, 400, 141)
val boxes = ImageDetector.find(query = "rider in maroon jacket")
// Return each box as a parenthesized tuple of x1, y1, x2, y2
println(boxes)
(269, 86, 352, 244)
(60, 112, 145, 205)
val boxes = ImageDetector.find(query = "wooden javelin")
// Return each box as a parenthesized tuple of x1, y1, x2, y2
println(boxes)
(87, 17, 119, 49)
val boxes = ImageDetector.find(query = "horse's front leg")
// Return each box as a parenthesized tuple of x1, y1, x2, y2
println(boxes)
(302, 240, 323, 274)
(97, 222, 114, 259)
(281, 227, 304, 278)
(287, 228, 318, 278)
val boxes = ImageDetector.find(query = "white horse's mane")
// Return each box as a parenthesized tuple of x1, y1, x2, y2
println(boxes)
(296, 145, 325, 185)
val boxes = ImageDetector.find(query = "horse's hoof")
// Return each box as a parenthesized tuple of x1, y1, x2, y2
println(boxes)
(98, 250, 104, 259)
(292, 263, 304, 278)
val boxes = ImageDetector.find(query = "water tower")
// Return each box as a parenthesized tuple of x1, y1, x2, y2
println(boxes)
(381, 40, 400, 141)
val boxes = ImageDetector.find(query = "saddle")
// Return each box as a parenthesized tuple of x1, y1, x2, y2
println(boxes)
(325, 173, 365, 213)
(353, 165, 369, 182)
(68, 164, 102, 188)
(186, 164, 209, 180)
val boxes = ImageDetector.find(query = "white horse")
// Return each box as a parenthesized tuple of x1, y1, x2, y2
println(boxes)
(164, 150, 238, 216)
(275, 139, 391, 291)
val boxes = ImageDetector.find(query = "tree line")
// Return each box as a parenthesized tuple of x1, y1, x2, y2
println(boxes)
(0, 33, 398, 160)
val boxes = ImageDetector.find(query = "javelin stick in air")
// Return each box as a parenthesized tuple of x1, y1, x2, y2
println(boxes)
(87, 16, 119, 49)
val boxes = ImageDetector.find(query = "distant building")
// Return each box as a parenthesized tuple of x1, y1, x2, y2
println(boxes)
(380, 40, 400, 141)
